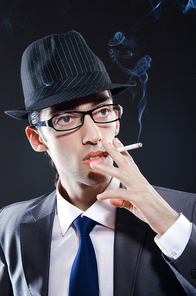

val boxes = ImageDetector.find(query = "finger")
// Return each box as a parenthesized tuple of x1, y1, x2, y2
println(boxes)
(113, 138, 142, 171)
(112, 138, 130, 156)
(97, 188, 134, 202)
(91, 156, 148, 189)
(108, 198, 133, 210)
(90, 161, 139, 188)
(102, 138, 140, 175)
(113, 138, 142, 173)
(97, 188, 133, 210)
(103, 138, 128, 161)
(112, 138, 133, 158)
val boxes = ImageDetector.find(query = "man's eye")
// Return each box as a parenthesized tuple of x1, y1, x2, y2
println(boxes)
(55, 115, 73, 125)
(97, 108, 110, 117)
(100, 108, 109, 115)
(60, 116, 71, 123)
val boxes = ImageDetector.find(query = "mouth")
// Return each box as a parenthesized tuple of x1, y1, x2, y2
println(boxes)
(83, 151, 107, 165)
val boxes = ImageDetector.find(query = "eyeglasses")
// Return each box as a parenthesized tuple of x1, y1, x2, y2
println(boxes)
(34, 104, 123, 132)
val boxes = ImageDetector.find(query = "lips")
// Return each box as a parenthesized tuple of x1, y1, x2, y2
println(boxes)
(83, 151, 106, 165)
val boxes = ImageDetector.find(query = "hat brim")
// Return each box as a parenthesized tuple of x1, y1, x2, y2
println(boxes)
(5, 82, 135, 120)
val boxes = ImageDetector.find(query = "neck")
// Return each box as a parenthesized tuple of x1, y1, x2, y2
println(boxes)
(58, 178, 112, 211)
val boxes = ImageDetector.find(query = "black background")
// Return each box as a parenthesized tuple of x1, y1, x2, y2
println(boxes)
(0, 0, 196, 208)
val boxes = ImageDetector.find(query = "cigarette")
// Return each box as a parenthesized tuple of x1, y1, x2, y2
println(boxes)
(117, 142, 143, 152)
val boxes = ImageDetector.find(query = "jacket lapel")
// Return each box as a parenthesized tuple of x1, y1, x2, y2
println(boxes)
(19, 185, 148, 296)
(114, 207, 148, 296)
(20, 191, 56, 296)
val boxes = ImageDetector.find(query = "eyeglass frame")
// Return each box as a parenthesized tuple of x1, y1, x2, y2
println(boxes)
(33, 103, 123, 132)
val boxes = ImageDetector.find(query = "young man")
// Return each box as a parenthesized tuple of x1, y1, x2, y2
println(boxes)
(1, 31, 196, 295)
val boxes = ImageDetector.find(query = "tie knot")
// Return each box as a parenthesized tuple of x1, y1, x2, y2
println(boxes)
(73, 216, 97, 237)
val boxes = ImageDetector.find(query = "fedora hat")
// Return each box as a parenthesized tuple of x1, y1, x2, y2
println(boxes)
(5, 31, 135, 120)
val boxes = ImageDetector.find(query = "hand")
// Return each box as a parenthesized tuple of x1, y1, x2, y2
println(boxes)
(90, 138, 180, 235)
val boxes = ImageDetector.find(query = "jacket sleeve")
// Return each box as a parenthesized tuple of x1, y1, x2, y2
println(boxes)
(153, 186, 196, 294)
(164, 207, 196, 296)
(0, 244, 13, 296)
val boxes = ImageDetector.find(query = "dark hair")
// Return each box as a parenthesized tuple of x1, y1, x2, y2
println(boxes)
(28, 110, 60, 186)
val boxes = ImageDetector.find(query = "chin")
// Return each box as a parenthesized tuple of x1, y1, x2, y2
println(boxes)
(86, 171, 110, 186)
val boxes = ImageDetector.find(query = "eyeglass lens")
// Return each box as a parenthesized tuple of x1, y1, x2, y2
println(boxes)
(52, 104, 121, 131)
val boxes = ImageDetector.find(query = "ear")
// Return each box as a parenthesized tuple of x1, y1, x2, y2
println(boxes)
(115, 120, 120, 136)
(25, 126, 48, 152)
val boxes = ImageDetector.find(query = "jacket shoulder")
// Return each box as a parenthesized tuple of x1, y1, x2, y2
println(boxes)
(0, 190, 56, 230)
(153, 185, 196, 221)
(0, 192, 50, 212)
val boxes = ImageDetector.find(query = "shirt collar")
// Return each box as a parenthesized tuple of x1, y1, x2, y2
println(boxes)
(56, 178, 120, 236)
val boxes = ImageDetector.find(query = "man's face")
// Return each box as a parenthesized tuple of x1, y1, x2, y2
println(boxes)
(34, 91, 120, 188)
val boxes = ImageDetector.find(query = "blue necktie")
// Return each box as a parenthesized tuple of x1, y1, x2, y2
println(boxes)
(69, 216, 99, 296)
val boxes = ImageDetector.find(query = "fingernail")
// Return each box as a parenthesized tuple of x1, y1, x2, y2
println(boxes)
(90, 161, 99, 169)
(97, 194, 102, 200)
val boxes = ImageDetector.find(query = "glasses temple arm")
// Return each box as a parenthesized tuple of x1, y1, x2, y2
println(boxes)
(34, 121, 47, 127)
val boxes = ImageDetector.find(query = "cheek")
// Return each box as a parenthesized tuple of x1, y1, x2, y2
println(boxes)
(48, 141, 70, 160)
(38, 128, 78, 169)
(46, 136, 79, 167)
(103, 124, 118, 140)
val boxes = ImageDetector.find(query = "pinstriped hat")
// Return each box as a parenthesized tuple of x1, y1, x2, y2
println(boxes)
(5, 31, 135, 120)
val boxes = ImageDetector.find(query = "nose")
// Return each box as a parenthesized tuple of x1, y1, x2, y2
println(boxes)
(81, 114, 102, 145)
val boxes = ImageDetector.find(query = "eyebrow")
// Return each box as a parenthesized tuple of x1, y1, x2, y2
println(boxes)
(49, 97, 113, 116)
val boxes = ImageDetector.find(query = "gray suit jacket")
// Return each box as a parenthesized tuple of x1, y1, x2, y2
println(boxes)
(0, 185, 196, 295)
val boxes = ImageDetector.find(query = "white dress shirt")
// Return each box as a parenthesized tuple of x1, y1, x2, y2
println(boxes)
(48, 179, 192, 295)
(48, 177, 118, 296)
